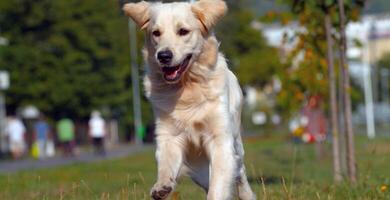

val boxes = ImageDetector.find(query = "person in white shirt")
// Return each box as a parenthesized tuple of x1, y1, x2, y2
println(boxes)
(88, 111, 106, 155)
(5, 116, 26, 159)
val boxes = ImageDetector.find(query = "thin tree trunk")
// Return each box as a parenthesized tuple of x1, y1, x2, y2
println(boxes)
(325, 14, 342, 183)
(337, 0, 357, 184)
(338, 55, 348, 177)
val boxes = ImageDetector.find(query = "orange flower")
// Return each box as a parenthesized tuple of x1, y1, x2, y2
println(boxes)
(305, 49, 313, 60)
(380, 185, 388, 192)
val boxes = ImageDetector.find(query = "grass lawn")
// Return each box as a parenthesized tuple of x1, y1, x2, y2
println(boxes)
(0, 134, 389, 200)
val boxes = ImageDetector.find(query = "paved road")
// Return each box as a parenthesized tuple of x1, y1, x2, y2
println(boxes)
(0, 144, 153, 174)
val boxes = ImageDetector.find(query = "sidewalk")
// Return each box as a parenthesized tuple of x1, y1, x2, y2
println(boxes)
(0, 144, 153, 173)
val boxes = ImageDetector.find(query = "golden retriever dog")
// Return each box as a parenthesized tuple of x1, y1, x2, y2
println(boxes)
(123, 0, 255, 199)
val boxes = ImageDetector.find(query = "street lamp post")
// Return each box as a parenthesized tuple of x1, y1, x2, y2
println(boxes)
(128, 19, 143, 145)
(0, 71, 9, 154)
(362, 20, 377, 139)
(0, 27, 9, 154)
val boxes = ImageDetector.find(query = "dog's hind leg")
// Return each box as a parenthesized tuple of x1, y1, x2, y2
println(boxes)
(151, 134, 184, 200)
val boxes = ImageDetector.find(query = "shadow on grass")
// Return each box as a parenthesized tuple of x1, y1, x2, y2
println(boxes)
(248, 175, 301, 185)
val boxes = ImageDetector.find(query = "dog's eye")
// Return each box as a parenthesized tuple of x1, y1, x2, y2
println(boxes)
(178, 28, 190, 36)
(152, 30, 161, 37)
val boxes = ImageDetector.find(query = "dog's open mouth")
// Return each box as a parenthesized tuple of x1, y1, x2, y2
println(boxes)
(162, 54, 192, 82)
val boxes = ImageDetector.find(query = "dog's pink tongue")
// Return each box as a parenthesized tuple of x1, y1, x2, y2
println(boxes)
(165, 70, 178, 80)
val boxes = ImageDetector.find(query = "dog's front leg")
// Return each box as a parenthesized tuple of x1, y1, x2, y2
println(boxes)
(151, 134, 184, 200)
(206, 134, 236, 200)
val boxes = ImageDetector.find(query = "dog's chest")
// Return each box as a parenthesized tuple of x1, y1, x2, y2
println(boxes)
(168, 84, 224, 133)
(172, 89, 219, 126)
(148, 72, 227, 136)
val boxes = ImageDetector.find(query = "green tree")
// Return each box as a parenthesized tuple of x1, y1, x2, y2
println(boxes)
(216, 3, 282, 87)
(0, 0, 151, 124)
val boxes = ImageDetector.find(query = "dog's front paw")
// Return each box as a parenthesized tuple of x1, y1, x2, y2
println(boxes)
(151, 183, 174, 200)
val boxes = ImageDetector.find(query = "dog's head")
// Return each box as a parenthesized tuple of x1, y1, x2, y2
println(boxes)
(123, 0, 227, 84)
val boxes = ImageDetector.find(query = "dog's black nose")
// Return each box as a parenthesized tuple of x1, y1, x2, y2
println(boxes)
(157, 50, 173, 65)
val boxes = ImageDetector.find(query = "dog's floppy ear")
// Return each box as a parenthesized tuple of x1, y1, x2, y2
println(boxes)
(123, 1, 150, 30)
(191, 0, 227, 35)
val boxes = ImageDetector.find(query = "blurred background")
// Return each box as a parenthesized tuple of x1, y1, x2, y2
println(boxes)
(0, 0, 390, 199)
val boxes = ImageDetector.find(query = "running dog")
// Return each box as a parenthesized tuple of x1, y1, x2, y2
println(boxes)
(123, 1, 255, 199)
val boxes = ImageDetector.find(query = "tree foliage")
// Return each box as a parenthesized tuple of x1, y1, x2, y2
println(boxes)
(263, 0, 365, 114)
(0, 0, 139, 121)
(216, 2, 282, 86)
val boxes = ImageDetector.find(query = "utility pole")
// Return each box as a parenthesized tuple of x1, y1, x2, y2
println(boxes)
(363, 34, 376, 139)
(128, 19, 143, 145)
(369, 22, 378, 102)
(337, 0, 357, 184)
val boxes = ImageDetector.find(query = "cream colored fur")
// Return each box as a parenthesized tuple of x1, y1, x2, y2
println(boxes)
(123, 1, 255, 200)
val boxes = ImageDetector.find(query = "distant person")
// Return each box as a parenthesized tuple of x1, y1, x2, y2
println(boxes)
(57, 117, 75, 157)
(302, 95, 327, 159)
(33, 115, 50, 159)
(5, 116, 26, 159)
(88, 111, 106, 155)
